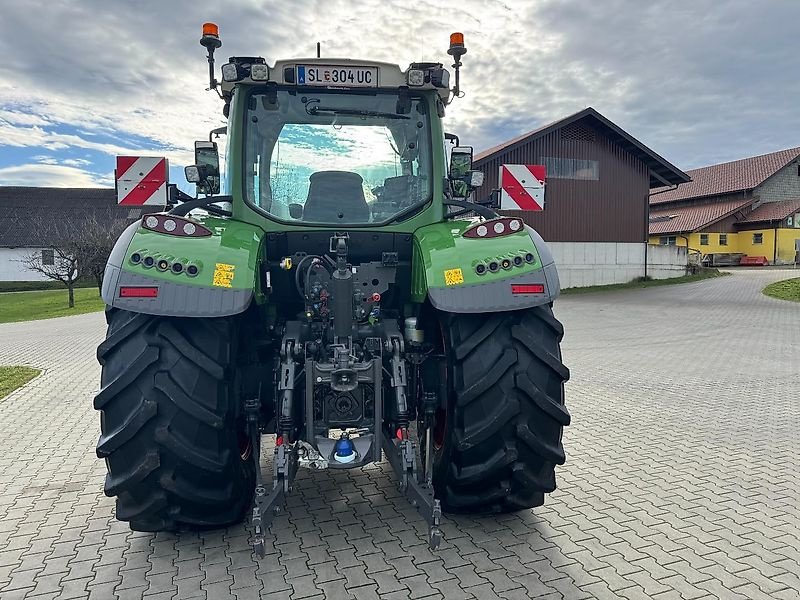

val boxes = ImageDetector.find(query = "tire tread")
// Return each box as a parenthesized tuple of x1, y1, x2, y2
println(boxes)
(95, 309, 254, 532)
(433, 305, 569, 513)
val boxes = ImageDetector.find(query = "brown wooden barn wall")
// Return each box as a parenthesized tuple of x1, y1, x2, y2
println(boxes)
(474, 128, 651, 243)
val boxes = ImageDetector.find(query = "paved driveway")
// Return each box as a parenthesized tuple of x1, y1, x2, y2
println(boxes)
(1, 270, 798, 600)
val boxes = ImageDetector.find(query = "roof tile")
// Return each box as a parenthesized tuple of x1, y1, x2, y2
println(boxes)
(738, 198, 800, 224)
(649, 198, 752, 235)
(0, 187, 161, 247)
(651, 147, 800, 204)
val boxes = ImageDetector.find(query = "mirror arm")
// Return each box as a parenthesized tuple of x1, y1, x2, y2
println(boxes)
(169, 195, 233, 217)
(209, 126, 227, 142)
(442, 199, 498, 220)
(168, 185, 195, 206)
(444, 132, 460, 146)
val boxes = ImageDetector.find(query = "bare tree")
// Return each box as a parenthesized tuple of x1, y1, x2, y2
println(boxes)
(71, 211, 126, 294)
(21, 246, 80, 307)
(20, 209, 129, 308)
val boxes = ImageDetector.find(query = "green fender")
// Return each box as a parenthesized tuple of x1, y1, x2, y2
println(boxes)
(101, 214, 264, 317)
(411, 220, 560, 313)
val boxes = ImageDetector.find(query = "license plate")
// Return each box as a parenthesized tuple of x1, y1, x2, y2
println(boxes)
(296, 65, 378, 87)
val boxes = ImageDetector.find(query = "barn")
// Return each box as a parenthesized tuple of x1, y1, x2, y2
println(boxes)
(473, 107, 690, 288)
(648, 147, 800, 265)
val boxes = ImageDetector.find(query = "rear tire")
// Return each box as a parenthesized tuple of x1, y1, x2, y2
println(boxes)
(433, 305, 570, 513)
(94, 309, 255, 531)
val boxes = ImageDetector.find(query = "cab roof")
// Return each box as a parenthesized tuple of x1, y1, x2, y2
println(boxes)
(219, 57, 450, 101)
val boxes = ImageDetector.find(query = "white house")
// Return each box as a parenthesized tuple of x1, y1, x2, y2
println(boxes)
(0, 187, 156, 282)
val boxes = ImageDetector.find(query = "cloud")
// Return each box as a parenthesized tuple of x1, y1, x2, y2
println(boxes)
(0, 0, 798, 182)
(63, 158, 92, 167)
(0, 163, 105, 187)
(0, 109, 50, 127)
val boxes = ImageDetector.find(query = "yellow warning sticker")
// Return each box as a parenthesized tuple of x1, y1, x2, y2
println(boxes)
(444, 268, 464, 286)
(212, 263, 235, 288)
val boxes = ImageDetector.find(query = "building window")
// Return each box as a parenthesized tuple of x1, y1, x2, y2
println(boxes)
(719, 234, 728, 246)
(753, 233, 763, 245)
(700, 234, 709, 245)
(542, 157, 599, 180)
(41, 249, 55, 265)
(659, 236, 677, 246)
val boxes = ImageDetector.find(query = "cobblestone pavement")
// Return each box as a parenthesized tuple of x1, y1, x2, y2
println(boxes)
(1, 269, 799, 600)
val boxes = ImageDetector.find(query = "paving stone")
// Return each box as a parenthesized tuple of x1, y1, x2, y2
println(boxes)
(2, 271, 799, 600)
(199, 580, 234, 600)
(548, 576, 594, 599)
(115, 585, 150, 600)
(0, 590, 36, 600)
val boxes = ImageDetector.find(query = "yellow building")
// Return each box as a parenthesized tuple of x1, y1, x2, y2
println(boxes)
(649, 148, 800, 265)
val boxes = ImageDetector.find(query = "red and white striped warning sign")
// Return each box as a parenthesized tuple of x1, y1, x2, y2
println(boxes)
(499, 164, 546, 211)
(115, 156, 169, 206)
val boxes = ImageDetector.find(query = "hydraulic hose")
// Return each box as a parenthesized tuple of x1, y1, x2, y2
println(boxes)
(294, 254, 329, 299)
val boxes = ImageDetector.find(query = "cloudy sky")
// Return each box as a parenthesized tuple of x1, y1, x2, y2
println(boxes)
(0, 0, 798, 188)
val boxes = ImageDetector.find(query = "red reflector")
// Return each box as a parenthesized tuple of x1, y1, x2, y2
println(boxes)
(511, 284, 545, 295)
(276, 435, 284, 446)
(119, 286, 159, 298)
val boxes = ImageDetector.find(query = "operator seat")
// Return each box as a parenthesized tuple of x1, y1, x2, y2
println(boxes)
(382, 175, 415, 204)
(303, 171, 370, 222)
(370, 175, 414, 218)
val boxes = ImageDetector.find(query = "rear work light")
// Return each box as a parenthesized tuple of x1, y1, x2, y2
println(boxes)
(141, 214, 211, 237)
(511, 284, 545, 295)
(407, 69, 425, 86)
(463, 218, 524, 239)
(119, 286, 159, 298)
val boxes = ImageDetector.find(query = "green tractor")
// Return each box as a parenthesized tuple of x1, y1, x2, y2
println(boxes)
(95, 25, 570, 554)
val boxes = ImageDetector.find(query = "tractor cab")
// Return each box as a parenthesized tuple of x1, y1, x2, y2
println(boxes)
(184, 25, 483, 231)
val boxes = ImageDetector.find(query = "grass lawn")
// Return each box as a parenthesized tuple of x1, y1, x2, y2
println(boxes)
(562, 269, 727, 295)
(763, 278, 800, 302)
(0, 279, 95, 293)
(0, 288, 106, 324)
(0, 366, 41, 400)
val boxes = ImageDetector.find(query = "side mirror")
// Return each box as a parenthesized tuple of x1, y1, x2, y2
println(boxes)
(449, 146, 483, 198)
(187, 140, 220, 195)
(288, 203, 304, 219)
(449, 146, 473, 179)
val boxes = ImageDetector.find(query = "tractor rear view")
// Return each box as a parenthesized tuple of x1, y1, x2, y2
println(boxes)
(94, 24, 570, 554)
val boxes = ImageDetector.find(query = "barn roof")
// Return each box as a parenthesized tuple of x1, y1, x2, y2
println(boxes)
(474, 107, 690, 189)
(648, 198, 753, 235)
(738, 198, 800, 224)
(650, 147, 800, 205)
(0, 187, 159, 247)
